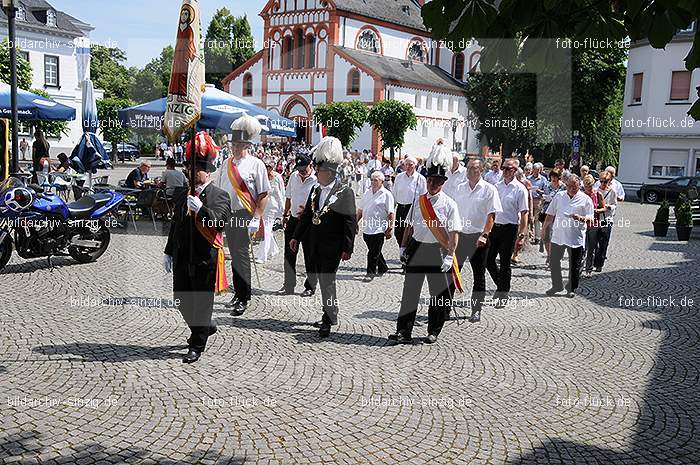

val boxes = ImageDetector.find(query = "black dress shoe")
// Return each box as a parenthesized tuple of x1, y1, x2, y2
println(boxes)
(388, 333, 412, 344)
(225, 297, 240, 308)
(362, 275, 374, 282)
(230, 301, 247, 316)
(276, 287, 294, 296)
(424, 334, 438, 344)
(300, 289, 315, 297)
(565, 290, 576, 298)
(545, 287, 564, 296)
(319, 323, 331, 338)
(312, 320, 324, 328)
(387, 332, 401, 341)
(493, 296, 508, 309)
(468, 311, 481, 323)
(594, 267, 602, 272)
(182, 349, 201, 364)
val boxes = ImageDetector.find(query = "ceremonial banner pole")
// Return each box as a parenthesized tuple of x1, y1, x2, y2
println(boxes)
(163, 0, 205, 279)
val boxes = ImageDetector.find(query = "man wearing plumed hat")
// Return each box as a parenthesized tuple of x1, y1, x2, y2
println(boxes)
(389, 143, 462, 345)
(289, 137, 357, 338)
(212, 115, 270, 316)
(164, 132, 231, 364)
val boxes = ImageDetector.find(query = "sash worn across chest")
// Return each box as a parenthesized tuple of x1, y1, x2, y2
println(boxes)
(227, 158, 264, 240)
(418, 194, 464, 293)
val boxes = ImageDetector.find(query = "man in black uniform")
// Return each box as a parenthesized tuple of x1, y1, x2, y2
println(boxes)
(290, 137, 356, 337)
(164, 132, 231, 364)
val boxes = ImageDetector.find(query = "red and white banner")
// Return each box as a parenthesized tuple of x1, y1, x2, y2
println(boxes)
(164, 0, 205, 142)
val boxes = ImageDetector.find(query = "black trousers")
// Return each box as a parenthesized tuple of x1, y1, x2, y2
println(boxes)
(312, 252, 342, 325)
(397, 242, 451, 338)
(451, 232, 489, 312)
(550, 243, 584, 291)
(486, 223, 518, 297)
(586, 224, 612, 270)
(283, 216, 317, 292)
(363, 233, 388, 276)
(173, 262, 216, 352)
(226, 210, 252, 303)
(394, 203, 411, 248)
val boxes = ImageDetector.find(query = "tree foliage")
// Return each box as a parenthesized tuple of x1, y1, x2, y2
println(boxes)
(367, 100, 417, 164)
(128, 67, 163, 104)
(142, 46, 175, 99)
(313, 101, 369, 148)
(91, 45, 130, 100)
(422, 0, 700, 118)
(204, 9, 255, 88)
(96, 97, 132, 146)
(0, 39, 32, 90)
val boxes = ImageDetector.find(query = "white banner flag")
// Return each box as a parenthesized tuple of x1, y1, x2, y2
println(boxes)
(163, 0, 205, 142)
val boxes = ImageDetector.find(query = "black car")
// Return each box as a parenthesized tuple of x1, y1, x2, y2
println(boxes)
(637, 176, 700, 203)
(103, 142, 141, 162)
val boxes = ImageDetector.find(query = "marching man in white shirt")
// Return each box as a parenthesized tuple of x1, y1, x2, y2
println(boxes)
(451, 159, 503, 322)
(357, 171, 395, 282)
(487, 158, 529, 308)
(213, 115, 270, 316)
(542, 174, 594, 297)
(279, 153, 318, 296)
(389, 144, 462, 345)
(391, 155, 427, 254)
(442, 152, 467, 199)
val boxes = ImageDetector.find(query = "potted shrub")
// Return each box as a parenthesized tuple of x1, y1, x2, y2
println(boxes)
(674, 198, 693, 241)
(652, 200, 670, 237)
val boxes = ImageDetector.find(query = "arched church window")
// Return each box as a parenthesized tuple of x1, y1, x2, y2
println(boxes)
(357, 29, 380, 54)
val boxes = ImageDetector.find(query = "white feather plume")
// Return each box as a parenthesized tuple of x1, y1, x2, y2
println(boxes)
(311, 137, 344, 165)
(230, 115, 263, 139)
(426, 144, 452, 170)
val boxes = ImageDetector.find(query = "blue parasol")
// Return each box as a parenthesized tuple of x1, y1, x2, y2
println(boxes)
(118, 84, 297, 137)
(0, 82, 76, 121)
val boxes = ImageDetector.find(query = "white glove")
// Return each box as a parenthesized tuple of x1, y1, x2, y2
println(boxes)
(248, 217, 260, 236)
(163, 255, 173, 274)
(187, 195, 203, 214)
(441, 255, 454, 273)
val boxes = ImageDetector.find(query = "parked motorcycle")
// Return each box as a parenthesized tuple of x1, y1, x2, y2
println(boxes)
(0, 177, 125, 271)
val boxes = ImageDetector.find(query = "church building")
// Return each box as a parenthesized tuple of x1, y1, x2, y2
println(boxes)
(222, 0, 481, 157)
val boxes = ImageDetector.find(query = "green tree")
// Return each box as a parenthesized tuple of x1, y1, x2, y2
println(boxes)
(0, 39, 32, 89)
(422, 0, 700, 118)
(367, 100, 417, 165)
(90, 45, 129, 100)
(128, 67, 163, 104)
(143, 46, 174, 98)
(96, 97, 132, 161)
(313, 101, 368, 148)
(204, 9, 255, 88)
(30, 88, 69, 138)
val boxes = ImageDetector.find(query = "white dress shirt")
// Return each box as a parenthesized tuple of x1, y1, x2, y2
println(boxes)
(407, 191, 461, 244)
(285, 170, 318, 218)
(546, 190, 594, 248)
(595, 178, 625, 201)
(318, 180, 337, 209)
(443, 165, 467, 199)
(392, 171, 427, 205)
(265, 173, 285, 219)
(495, 179, 529, 225)
(454, 178, 503, 234)
(213, 154, 270, 212)
(359, 186, 395, 234)
(483, 169, 503, 185)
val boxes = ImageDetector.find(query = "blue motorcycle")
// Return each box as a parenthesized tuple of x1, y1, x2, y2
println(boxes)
(0, 177, 125, 271)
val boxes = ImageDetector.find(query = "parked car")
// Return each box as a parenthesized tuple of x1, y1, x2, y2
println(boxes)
(103, 142, 141, 162)
(637, 176, 700, 203)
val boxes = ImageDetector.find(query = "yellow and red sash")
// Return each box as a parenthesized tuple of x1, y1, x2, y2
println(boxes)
(194, 220, 229, 295)
(418, 194, 464, 293)
(226, 158, 264, 240)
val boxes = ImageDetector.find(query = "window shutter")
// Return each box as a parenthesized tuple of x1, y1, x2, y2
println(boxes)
(632, 73, 643, 102)
(670, 71, 691, 101)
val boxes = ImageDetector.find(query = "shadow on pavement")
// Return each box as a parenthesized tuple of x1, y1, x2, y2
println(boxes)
(32, 343, 187, 363)
(0, 430, 247, 464)
(0, 257, 82, 274)
(218, 316, 392, 347)
(507, 238, 700, 464)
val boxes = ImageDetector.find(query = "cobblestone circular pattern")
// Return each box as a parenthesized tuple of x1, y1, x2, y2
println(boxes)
(1, 203, 699, 464)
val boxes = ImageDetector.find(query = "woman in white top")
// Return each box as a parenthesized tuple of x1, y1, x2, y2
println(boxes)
(255, 161, 286, 263)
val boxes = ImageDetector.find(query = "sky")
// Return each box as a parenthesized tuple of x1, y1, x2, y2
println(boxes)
(56, 0, 268, 68)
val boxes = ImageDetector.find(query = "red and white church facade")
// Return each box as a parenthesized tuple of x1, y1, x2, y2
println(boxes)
(223, 0, 481, 157)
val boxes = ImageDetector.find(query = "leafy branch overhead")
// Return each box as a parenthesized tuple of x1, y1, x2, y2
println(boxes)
(422, 0, 700, 119)
(313, 101, 369, 148)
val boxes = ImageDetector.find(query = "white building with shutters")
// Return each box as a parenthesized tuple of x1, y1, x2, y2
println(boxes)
(618, 22, 700, 195)
(0, 0, 99, 157)
(222, 0, 482, 158)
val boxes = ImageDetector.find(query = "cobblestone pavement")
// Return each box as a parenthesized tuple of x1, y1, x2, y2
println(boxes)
(1, 202, 698, 465)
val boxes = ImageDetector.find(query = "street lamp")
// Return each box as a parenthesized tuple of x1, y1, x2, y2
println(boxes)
(2, 0, 19, 175)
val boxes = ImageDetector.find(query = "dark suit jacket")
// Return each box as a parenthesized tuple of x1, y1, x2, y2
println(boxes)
(293, 182, 356, 259)
(165, 183, 231, 267)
